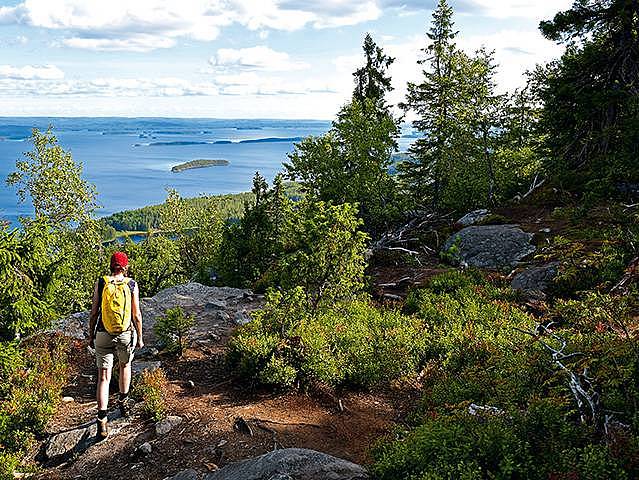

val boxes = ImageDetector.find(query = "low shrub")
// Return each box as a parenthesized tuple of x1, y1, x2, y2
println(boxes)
(228, 287, 428, 389)
(154, 307, 195, 356)
(0, 335, 69, 479)
(372, 270, 639, 479)
(371, 399, 631, 480)
(134, 368, 167, 421)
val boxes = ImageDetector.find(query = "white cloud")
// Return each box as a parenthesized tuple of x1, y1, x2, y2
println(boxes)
(0, 64, 64, 80)
(210, 46, 309, 71)
(460, 0, 574, 19)
(458, 29, 564, 90)
(62, 35, 176, 52)
(0, 0, 383, 51)
(0, 76, 218, 97)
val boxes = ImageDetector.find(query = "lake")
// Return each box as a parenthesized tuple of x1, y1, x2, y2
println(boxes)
(0, 117, 415, 226)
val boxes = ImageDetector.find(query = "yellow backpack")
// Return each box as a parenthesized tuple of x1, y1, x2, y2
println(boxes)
(100, 276, 132, 334)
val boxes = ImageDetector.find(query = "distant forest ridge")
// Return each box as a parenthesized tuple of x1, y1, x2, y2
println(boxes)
(101, 182, 303, 232)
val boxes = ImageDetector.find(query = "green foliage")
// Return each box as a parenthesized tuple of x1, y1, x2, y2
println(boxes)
(400, 1, 542, 212)
(539, 235, 628, 296)
(2, 128, 103, 337)
(273, 200, 368, 308)
(160, 189, 224, 284)
(535, 0, 639, 191)
(372, 401, 630, 480)
(101, 191, 252, 232)
(154, 307, 195, 355)
(228, 289, 427, 389)
(100, 183, 303, 233)
(6, 127, 96, 227)
(120, 233, 186, 297)
(0, 336, 69, 479)
(285, 34, 402, 235)
(134, 368, 168, 421)
(218, 175, 368, 297)
(217, 173, 291, 288)
(373, 266, 639, 478)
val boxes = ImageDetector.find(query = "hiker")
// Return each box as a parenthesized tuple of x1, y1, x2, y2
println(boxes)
(88, 251, 144, 439)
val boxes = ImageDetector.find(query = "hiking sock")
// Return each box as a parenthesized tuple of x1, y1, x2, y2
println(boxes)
(97, 409, 107, 420)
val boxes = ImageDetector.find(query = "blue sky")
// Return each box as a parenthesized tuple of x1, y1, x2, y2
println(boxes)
(0, 0, 572, 118)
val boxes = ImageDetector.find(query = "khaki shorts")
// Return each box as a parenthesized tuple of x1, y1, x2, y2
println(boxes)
(95, 330, 136, 370)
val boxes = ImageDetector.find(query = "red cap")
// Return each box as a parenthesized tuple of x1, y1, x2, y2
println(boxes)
(110, 251, 129, 271)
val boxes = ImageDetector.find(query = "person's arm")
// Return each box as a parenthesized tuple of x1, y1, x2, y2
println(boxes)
(132, 283, 144, 349)
(88, 280, 100, 348)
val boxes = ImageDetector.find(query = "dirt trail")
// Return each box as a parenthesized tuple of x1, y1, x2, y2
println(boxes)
(37, 333, 418, 480)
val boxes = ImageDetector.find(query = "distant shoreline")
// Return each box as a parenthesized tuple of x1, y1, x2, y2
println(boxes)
(171, 159, 230, 172)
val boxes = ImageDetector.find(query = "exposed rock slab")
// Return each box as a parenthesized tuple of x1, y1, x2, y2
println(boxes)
(443, 225, 536, 269)
(201, 448, 369, 480)
(44, 410, 125, 465)
(54, 283, 264, 346)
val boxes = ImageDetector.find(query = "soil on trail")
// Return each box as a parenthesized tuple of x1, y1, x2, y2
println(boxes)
(37, 340, 418, 480)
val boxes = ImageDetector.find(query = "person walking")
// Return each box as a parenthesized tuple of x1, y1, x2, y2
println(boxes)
(88, 251, 144, 439)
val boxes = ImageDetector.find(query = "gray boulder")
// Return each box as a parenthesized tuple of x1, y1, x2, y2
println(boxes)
(457, 209, 490, 227)
(201, 448, 368, 480)
(511, 263, 559, 293)
(443, 225, 535, 269)
(156, 415, 183, 435)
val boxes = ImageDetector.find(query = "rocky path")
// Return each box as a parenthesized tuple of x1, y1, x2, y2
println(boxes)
(38, 283, 415, 480)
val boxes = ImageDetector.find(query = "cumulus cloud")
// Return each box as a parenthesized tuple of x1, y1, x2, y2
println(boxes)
(453, 0, 573, 19)
(0, 76, 219, 97)
(0, 0, 380, 51)
(210, 46, 309, 71)
(0, 0, 577, 52)
(0, 64, 64, 80)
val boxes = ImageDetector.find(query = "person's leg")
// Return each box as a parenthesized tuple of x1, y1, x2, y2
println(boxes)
(115, 331, 135, 416)
(97, 367, 112, 410)
(119, 362, 131, 395)
(94, 331, 114, 438)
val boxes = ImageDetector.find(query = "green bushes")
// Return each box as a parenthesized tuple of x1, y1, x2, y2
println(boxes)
(228, 288, 427, 388)
(371, 270, 639, 478)
(0, 336, 69, 479)
(371, 400, 629, 480)
(154, 307, 195, 356)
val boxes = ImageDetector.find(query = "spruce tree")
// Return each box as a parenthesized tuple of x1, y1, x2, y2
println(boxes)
(286, 34, 401, 235)
(400, 0, 464, 209)
(401, 0, 514, 210)
(353, 32, 395, 109)
(536, 0, 639, 191)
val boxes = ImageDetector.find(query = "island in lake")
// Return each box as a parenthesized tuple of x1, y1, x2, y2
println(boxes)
(171, 159, 230, 172)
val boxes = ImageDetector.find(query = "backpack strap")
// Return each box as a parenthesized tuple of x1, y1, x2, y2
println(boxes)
(97, 276, 107, 332)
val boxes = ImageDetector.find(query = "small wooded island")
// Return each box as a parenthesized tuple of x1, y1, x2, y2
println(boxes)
(171, 159, 229, 172)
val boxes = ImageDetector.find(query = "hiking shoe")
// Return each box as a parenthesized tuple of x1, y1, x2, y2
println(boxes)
(96, 417, 109, 440)
(117, 398, 130, 417)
